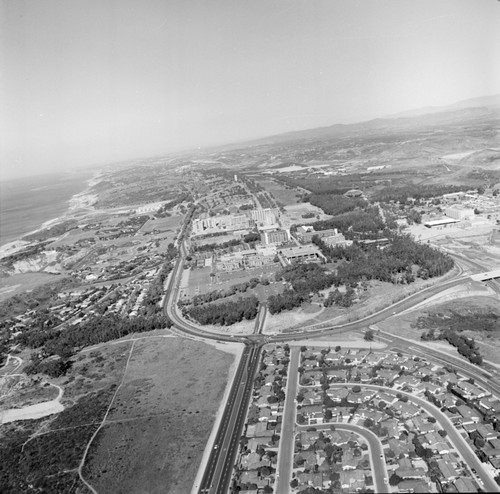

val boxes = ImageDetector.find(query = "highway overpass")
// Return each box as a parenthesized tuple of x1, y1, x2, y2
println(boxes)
(471, 268, 500, 281)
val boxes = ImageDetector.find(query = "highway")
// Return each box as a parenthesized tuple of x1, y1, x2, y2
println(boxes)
(327, 383, 500, 492)
(198, 344, 262, 494)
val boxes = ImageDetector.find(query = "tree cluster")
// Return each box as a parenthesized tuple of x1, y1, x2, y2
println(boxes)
(184, 296, 259, 326)
(179, 278, 261, 307)
(307, 193, 367, 217)
(267, 289, 306, 315)
(16, 313, 171, 376)
(314, 234, 453, 285)
(313, 206, 385, 237)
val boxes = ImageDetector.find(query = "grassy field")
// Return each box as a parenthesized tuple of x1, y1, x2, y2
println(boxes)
(183, 264, 282, 299)
(83, 336, 235, 494)
(256, 179, 302, 205)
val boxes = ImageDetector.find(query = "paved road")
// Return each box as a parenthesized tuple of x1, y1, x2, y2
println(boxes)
(328, 383, 500, 493)
(198, 345, 262, 494)
(275, 347, 300, 494)
(296, 423, 390, 493)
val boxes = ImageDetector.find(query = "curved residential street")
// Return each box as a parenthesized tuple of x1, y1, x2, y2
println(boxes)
(328, 383, 500, 493)
(297, 423, 390, 494)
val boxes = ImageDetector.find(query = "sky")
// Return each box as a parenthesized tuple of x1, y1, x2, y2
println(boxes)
(1, 0, 499, 180)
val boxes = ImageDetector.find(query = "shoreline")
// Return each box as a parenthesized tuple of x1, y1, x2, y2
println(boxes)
(0, 170, 102, 258)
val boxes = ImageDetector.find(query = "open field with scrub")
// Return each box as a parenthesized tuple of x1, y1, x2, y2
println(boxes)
(83, 336, 235, 494)
(377, 295, 500, 365)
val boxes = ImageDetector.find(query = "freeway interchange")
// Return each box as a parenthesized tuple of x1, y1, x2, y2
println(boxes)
(162, 240, 500, 494)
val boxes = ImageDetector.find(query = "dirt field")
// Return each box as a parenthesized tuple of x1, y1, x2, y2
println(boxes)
(83, 336, 235, 494)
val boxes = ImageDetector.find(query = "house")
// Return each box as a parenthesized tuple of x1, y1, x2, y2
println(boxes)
(476, 423, 497, 441)
(364, 352, 385, 366)
(409, 416, 437, 434)
(325, 368, 348, 383)
(246, 438, 261, 452)
(423, 432, 449, 453)
(297, 472, 324, 489)
(381, 418, 400, 438)
(303, 370, 324, 386)
(397, 479, 431, 493)
(339, 469, 365, 490)
(455, 381, 490, 400)
(258, 407, 271, 421)
(326, 387, 349, 403)
(395, 467, 427, 480)
(300, 430, 320, 448)
(373, 392, 398, 407)
(436, 459, 459, 483)
(240, 451, 271, 470)
(479, 397, 500, 414)
(454, 477, 477, 492)
(392, 401, 420, 418)
(388, 437, 412, 457)
(347, 389, 376, 404)
(394, 375, 422, 391)
(301, 388, 323, 405)
(341, 450, 359, 470)
(376, 369, 400, 384)
(300, 404, 324, 424)
(457, 405, 481, 425)
(433, 392, 457, 409)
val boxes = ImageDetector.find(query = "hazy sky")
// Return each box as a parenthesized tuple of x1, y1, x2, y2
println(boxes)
(1, 0, 499, 180)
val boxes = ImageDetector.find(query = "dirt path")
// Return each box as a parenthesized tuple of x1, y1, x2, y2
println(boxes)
(78, 339, 136, 494)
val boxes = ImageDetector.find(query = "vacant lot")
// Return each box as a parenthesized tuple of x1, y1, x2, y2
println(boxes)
(83, 336, 235, 494)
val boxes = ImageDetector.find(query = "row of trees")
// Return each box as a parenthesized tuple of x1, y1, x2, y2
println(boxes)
(184, 296, 259, 326)
(421, 329, 483, 365)
(371, 184, 469, 205)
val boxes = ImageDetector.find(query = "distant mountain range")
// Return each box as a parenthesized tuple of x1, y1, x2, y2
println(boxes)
(386, 94, 500, 118)
(216, 94, 500, 151)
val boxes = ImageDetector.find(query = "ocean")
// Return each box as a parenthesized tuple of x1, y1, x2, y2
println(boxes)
(0, 171, 93, 247)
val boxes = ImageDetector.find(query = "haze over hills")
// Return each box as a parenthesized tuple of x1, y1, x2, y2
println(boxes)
(213, 94, 500, 150)
(387, 94, 500, 119)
